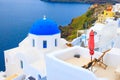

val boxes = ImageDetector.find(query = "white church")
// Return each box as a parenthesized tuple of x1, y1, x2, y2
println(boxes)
(4, 17, 68, 80)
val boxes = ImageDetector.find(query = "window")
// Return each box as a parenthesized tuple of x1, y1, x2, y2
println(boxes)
(43, 40, 47, 48)
(32, 39, 35, 47)
(55, 39, 57, 47)
(20, 60, 23, 69)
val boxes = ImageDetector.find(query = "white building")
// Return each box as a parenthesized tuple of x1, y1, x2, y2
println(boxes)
(72, 17, 120, 52)
(4, 17, 67, 80)
(113, 3, 120, 12)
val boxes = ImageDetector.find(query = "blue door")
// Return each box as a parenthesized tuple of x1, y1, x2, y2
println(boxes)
(43, 40, 47, 48)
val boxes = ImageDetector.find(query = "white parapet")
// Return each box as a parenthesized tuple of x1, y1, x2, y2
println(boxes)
(45, 46, 101, 80)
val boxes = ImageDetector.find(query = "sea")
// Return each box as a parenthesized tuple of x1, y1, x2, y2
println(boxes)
(0, 0, 90, 71)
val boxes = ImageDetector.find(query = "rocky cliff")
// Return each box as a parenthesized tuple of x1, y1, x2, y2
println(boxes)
(59, 4, 111, 41)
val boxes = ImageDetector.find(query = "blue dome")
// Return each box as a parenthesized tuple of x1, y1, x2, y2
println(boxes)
(30, 18, 60, 35)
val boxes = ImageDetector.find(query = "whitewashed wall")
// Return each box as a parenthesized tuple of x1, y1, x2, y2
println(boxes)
(45, 46, 101, 80)
(28, 33, 60, 49)
(4, 49, 22, 76)
(52, 46, 101, 60)
(104, 48, 120, 67)
(46, 55, 97, 80)
(23, 62, 45, 80)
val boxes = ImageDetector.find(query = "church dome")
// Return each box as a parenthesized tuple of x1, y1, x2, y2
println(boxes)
(29, 18, 60, 35)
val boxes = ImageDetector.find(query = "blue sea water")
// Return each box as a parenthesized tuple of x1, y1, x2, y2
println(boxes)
(0, 0, 90, 71)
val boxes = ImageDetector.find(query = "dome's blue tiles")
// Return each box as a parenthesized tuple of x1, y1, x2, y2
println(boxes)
(30, 18, 60, 35)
